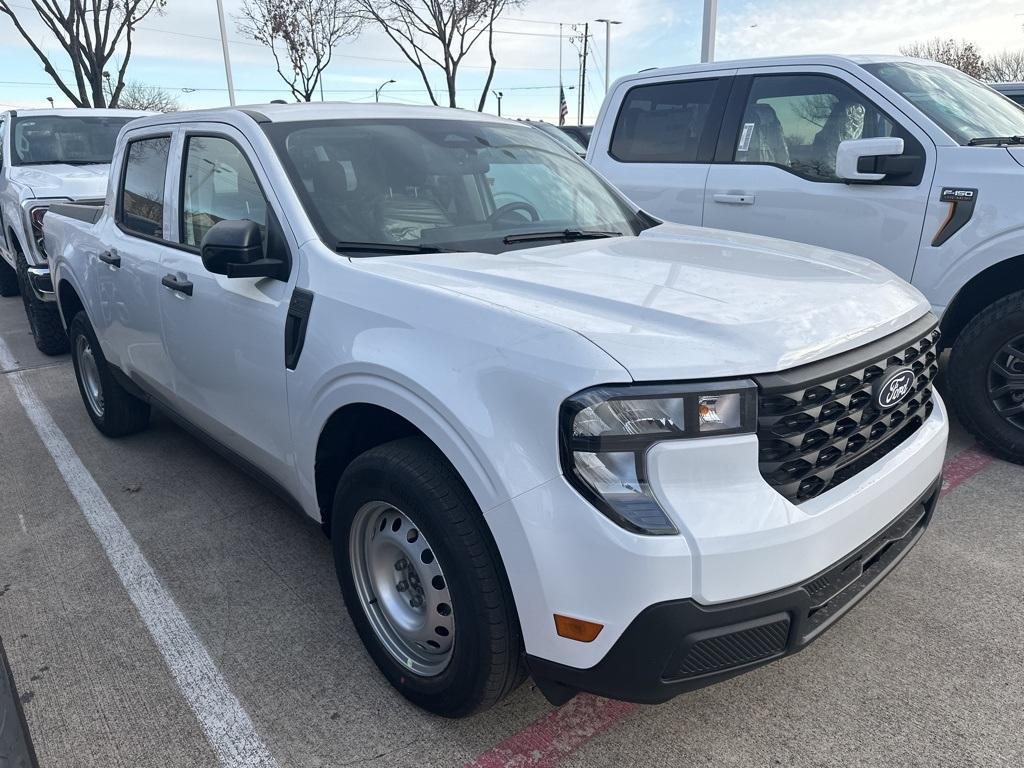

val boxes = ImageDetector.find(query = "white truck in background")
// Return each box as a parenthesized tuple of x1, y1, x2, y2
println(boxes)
(589, 55, 1024, 463)
(0, 108, 146, 354)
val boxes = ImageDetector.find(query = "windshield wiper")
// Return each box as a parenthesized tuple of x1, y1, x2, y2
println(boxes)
(967, 135, 1024, 146)
(335, 241, 458, 256)
(20, 159, 105, 166)
(502, 228, 623, 245)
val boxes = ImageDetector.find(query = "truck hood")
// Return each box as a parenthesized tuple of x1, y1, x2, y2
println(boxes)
(359, 224, 930, 381)
(7, 163, 110, 200)
(1006, 147, 1024, 168)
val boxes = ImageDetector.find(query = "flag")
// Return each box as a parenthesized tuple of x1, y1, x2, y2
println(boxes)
(558, 86, 568, 126)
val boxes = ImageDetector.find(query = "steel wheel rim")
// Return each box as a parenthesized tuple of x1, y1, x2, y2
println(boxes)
(76, 334, 104, 418)
(350, 501, 455, 677)
(988, 333, 1024, 430)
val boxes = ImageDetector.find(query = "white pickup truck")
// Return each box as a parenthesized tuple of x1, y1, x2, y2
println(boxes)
(589, 55, 1024, 463)
(0, 108, 146, 354)
(45, 104, 947, 716)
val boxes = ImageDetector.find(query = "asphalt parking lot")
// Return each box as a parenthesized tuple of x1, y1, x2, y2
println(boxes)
(0, 293, 1022, 768)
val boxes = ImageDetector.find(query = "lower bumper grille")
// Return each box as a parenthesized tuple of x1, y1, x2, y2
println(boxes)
(754, 319, 940, 503)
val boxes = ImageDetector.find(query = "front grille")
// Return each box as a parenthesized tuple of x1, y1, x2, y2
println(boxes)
(754, 324, 940, 503)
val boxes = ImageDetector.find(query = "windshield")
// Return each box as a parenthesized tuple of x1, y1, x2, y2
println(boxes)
(266, 118, 646, 254)
(11, 115, 136, 166)
(862, 61, 1024, 145)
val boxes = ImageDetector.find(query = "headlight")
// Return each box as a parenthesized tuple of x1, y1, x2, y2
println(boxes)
(559, 381, 758, 535)
(29, 205, 49, 260)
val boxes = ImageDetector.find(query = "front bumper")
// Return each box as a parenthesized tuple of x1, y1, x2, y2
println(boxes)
(26, 266, 56, 302)
(528, 474, 941, 704)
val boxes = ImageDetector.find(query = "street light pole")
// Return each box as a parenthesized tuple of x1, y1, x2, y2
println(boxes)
(215, 0, 236, 106)
(595, 19, 621, 93)
(701, 0, 717, 63)
(492, 90, 503, 116)
(375, 79, 396, 102)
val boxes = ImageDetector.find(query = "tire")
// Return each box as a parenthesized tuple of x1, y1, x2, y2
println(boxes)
(332, 437, 526, 717)
(947, 290, 1024, 464)
(68, 310, 150, 437)
(14, 246, 67, 355)
(0, 253, 18, 297)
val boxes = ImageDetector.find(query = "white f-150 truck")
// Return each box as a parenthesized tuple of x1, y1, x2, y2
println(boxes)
(45, 104, 947, 716)
(0, 108, 146, 353)
(589, 55, 1024, 464)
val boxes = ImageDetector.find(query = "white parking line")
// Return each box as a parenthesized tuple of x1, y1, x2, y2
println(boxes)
(0, 338, 279, 768)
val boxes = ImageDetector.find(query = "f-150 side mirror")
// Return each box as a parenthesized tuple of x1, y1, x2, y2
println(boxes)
(835, 137, 908, 183)
(200, 219, 288, 280)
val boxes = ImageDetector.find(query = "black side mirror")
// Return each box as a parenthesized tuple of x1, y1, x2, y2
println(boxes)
(200, 219, 287, 280)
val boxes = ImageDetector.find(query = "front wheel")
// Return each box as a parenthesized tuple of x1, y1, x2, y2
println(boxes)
(14, 248, 67, 355)
(947, 290, 1024, 463)
(69, 311, 151, 437)
(332, 437, 526, 717)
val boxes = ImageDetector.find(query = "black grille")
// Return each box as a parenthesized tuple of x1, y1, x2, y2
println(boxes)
(664, 616, 790, 679)
(755, 325, 940, 503)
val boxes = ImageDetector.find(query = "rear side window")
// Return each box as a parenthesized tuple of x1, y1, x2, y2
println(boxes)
(119, 136, 171, 239)
(610, 79, 720, 162)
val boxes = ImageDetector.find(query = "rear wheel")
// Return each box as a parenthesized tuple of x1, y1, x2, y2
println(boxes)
(948, 290, 1024, 463)
(14, 246, 67, 355)
(0, 254, 18, 297)
(332, 437, 526, 717)
(69, 311, 150, 437)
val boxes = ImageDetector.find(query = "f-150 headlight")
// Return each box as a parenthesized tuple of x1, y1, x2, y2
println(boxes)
(559, 381, 758, 535)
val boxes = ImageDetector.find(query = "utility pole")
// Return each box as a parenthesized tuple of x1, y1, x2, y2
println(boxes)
(701, 0, 717, 63)
(579, 22, 589, 124)
(595, 19, 621, 93)
(215, 0, 236, 106)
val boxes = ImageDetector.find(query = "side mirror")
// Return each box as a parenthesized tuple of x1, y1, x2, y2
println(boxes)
(200, 219, 287, 280)
(836, 137, 905, 182)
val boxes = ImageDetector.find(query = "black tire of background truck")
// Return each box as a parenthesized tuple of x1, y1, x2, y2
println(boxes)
(14, 247, 67, 356)
(0, 255, 18, 297)
(331, 436, 527, 718)
(69, 311, 151, 437)
(947, 289, 1024, 464)
(0, 635, 39, 768)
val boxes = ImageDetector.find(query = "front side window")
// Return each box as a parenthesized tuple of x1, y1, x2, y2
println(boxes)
(266, 119, 647, 255)
(733, 74, 902, 181)
(610, 79, 720, 162)
(863, 62, 1024, 145)
(11, 115, 136, 166)
(119, 136, 170, 239)
(181, 136, 267, 248)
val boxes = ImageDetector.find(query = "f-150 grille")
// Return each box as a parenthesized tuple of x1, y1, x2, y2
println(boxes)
(754, 320, 940, 504)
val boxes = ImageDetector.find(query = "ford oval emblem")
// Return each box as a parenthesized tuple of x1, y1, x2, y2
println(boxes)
(875, 367, 915, 409)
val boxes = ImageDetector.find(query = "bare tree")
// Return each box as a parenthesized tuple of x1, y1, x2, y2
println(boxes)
(105, 79, 180, 112)
(0, 0, 166, 108)
(237, 0, 363, 102)
(356, 0, 522, 111)
(900, 38, 987, 79)
(985, 50, 1024, 83)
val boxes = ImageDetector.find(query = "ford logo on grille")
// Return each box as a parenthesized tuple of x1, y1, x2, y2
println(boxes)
(875, 367, 915, 409)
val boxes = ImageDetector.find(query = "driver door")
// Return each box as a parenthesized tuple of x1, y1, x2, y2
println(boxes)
(703, 67, 935, 282)
(158, 126, 297, 486)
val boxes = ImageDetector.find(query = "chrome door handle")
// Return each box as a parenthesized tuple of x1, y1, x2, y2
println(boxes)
(713, 193, 756, 205)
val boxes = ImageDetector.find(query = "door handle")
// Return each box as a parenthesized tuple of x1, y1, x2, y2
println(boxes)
(161, 273, 194, 297)
(98, 249, 121, 268)
(713, 193, 756, 205)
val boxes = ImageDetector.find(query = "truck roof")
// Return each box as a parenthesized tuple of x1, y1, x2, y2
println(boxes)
(622, 54, 935, 81)
(4, 108, 151, 119)
(127, 102, 508, 131)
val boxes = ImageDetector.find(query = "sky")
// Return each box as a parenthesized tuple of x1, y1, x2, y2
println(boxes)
(2, 0, 1024, 123)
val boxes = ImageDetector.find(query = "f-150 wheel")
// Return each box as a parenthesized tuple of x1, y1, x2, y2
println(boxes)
(69, 311, 150, 437)
(332, 436, 526, 717)
(0, 255, 18, 297)
(948, 290, 1024, 463)
(14, 246, 67, 355)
